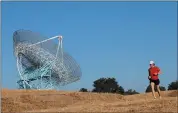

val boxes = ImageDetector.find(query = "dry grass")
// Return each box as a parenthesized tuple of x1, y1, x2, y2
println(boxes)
(1, 89, 177, 112)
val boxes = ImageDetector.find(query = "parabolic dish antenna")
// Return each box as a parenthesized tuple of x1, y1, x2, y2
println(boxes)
(13, 30, 82, 90)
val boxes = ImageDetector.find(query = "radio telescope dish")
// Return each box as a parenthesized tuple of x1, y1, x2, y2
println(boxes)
(13, 30, 82, 90)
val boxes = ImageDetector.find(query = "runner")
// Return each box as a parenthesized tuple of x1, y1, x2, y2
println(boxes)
(148, 61, 162, 99)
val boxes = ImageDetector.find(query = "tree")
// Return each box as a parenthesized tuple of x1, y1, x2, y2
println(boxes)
(145, 85, 166, 93)
(79, 88, 88, 92)
(124, 89, 139, 95)
(117, 86, 125, 94)
(92, 77, 119, 93)
(168, 80, 178, 90)
(160, 86, 166, 91)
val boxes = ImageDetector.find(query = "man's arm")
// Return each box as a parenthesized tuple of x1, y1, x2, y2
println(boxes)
(154, 67, 161, 75)
(148, 69, 151, 79)
(148, 69, 150, 76)
(158, 67, 162, 74)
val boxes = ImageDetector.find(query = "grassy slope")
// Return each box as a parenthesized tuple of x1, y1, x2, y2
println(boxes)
(1, 89, 177, 112)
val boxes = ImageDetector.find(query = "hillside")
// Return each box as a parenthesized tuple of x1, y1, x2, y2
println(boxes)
(1, 89, 177, 112)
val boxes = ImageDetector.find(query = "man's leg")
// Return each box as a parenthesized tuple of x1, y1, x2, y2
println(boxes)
(156, 79, 161, 98)
(150, 82, 156, 98)
(156, 85, 161, 98)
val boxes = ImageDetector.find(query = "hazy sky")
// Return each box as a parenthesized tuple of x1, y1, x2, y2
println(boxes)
(2, 2, 177, 93)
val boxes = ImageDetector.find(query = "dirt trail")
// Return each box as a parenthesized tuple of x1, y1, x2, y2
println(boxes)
(1, 89, 177, 112)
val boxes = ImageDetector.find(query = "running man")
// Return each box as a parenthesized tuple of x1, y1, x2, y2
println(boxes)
(148, 60, 162, 99)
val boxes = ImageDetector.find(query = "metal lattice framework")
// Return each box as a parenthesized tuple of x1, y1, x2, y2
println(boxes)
(13, 30, 82, 90)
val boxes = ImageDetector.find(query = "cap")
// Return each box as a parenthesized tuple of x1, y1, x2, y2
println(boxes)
(150, 60, 154, 64)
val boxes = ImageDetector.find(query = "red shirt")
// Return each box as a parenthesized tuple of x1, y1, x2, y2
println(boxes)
(148, 66, 160, 80)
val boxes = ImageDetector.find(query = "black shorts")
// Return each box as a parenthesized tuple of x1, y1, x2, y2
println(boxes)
(149, 79, 160, 85)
